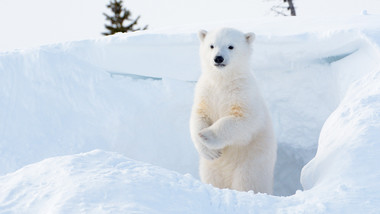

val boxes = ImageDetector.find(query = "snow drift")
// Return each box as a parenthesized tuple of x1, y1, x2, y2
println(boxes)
(1, 15, 380, 213)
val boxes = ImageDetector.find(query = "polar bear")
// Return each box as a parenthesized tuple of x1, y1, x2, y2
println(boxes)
(189, 28, 277, 194)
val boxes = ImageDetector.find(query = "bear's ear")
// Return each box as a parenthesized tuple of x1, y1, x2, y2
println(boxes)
(198, 30, 207, 42)
(245, 32, 255, 44)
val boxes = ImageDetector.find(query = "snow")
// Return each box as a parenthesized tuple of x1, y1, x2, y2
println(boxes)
(0, 150, 280, 213)
(1, 14, 380, 212)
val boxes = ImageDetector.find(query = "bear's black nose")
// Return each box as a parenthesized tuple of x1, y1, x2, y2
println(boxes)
(214, 56, 224, 64)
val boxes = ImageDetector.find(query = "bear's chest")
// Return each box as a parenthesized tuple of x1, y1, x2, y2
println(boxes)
(205, 83, 244, 121)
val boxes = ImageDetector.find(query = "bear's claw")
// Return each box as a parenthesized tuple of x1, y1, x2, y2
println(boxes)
(199, 144, 222, 160)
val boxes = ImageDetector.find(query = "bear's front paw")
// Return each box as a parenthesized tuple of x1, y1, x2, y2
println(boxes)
(198, 128, 224, 150)
(199, 144, 222, 160)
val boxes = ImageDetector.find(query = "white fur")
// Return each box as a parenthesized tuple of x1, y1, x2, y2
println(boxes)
(190, 28, 277, 194)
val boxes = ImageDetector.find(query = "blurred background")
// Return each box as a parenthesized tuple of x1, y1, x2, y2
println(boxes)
(0, 0, 379, 52)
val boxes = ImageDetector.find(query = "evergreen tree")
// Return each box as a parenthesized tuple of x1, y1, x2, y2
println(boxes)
(102, 0, 147, 36)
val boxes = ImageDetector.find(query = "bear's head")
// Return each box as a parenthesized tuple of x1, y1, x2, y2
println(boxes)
(198, 28, 255, 73)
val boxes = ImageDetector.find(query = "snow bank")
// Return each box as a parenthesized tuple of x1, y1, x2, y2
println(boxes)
(302, 69, 380, 192)
(0, 150, 279, 213)
(1, 15, 380, 212)
(0, 48, 198, 181)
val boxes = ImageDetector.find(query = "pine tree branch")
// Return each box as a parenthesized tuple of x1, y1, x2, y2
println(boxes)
(102, 0, 147, 35)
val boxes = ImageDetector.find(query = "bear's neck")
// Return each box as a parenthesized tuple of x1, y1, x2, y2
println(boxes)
(203, 64, 252, 82)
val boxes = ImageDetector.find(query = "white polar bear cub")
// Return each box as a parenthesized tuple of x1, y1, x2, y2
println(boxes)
(190, 28, 277, 194)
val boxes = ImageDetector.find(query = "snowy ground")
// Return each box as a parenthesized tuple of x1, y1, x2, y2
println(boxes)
(1, 15, 380, 213)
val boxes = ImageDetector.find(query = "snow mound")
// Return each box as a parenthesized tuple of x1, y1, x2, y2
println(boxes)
(0, 150, 277, 213)
(302, 69, 380, 192)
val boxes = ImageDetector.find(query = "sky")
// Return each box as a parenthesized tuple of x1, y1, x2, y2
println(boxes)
(0, 0, 379, 52)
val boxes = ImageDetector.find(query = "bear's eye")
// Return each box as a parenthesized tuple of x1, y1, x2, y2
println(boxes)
(210, 45, 214, 49)
(228, 46, 234, 50)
